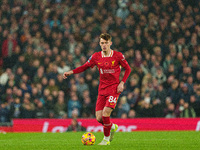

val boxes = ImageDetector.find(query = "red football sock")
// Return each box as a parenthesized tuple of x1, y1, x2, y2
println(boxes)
(102, 116, 112, 137)
(98, 120, 103, 125)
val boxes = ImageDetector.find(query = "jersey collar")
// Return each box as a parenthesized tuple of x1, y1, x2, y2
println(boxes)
(101, 50, 113, 58)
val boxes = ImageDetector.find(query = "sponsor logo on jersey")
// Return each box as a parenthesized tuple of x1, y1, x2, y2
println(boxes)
(103, 69, 115, 73)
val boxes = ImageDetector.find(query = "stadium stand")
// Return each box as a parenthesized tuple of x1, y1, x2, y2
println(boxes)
(0, 0, 200, 123)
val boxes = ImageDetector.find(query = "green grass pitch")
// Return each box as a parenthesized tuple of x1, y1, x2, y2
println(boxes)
(0, 131, 199, 150)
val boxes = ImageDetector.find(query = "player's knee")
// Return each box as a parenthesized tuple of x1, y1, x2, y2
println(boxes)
(96, 116, 102, 123)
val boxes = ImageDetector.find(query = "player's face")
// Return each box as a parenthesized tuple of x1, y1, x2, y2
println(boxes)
(99, 38, 112, 52)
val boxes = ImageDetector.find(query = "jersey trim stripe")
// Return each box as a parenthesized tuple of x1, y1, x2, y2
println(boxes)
(110, 50, 113, 57)
(101, 50, 113, 58)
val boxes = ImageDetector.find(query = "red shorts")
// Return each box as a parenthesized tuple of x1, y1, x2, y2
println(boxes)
(95, 94, 120, 111)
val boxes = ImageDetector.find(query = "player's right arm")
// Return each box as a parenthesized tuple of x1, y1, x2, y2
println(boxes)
(63, 54, 96, 79)
(63, 70, 73, 79)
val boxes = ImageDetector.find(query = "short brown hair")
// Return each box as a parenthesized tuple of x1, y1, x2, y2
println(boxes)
(99, 33, 112, 41)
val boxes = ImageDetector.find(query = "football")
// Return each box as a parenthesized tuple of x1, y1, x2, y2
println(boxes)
(81, 132, 96, 145)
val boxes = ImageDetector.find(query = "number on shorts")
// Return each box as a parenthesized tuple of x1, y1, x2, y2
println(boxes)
(108, 96, 117, 103)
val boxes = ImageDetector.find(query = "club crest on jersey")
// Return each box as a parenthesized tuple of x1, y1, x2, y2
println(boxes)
(111, 60, 115, 66)
(88, 56, 92, 63)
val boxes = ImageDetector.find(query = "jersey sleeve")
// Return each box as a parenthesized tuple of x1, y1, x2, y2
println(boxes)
(118, 52, 131, 83)
(73, 53, 96, 74)
(86, 54, 96, 68)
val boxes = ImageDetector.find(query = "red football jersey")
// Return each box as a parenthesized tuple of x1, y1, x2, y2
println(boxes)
(73, 50, 131, 95)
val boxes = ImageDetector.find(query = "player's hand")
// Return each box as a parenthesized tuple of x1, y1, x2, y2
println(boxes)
(63, 70, 73, 79)
(117, 81, 124, 93)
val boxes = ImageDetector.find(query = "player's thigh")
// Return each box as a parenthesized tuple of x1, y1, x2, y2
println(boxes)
(96, 95, 106, 111)
(102, 107, 113, 117)
(95, 95, 106, 121)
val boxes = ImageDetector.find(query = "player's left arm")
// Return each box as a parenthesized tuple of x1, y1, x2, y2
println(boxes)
(117, 53, 131, 93)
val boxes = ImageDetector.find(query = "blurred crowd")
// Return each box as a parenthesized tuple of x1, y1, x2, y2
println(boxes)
(0, 0, 200, 122)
